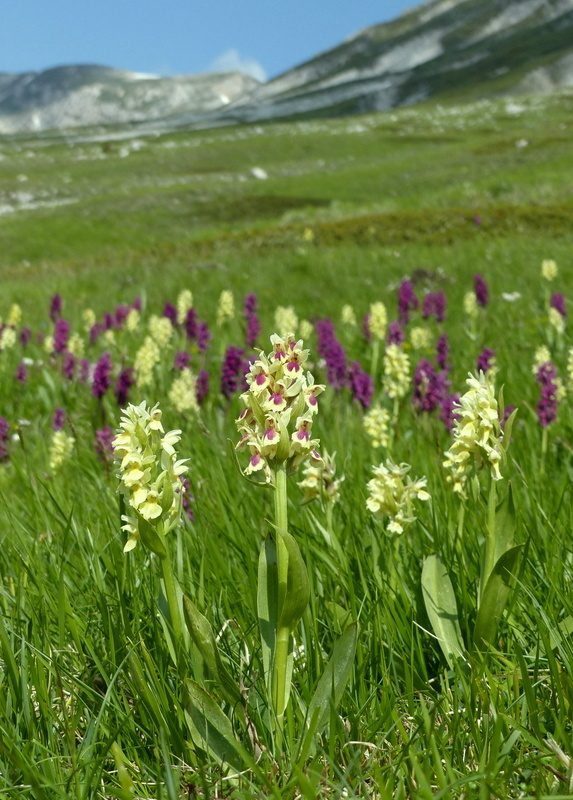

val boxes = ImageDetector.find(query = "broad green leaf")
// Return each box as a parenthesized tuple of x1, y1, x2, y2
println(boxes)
(278, 529, 310, 632)
(306, 622, 358, 736)
(493, 482, 516, 565)
(257, 536, 279, 695)
(135, 512, 166, 558)
(473, 544, 523, 652)
(183, 596, 242, 708)
(421, 554, 465, 667)
(184, 679, 250, 770)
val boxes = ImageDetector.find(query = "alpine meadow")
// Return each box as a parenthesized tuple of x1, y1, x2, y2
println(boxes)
(0, 87, 573, 800)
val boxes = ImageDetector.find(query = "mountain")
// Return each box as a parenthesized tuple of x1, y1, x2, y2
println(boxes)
(220, 0, 573, 122)
(0, 65, 259, 134)
(1, 0, 573, 134)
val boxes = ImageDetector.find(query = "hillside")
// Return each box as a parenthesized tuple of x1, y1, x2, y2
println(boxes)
(0, 0, 572, 133)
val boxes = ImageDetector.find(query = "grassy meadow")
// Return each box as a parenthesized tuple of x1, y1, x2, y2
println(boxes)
(0, 90, 572, 799)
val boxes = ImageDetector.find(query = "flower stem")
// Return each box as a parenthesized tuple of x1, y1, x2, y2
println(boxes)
(480, 479, 497, 605)
(160, 537, 184, 656)
(272, 463, 289, 743)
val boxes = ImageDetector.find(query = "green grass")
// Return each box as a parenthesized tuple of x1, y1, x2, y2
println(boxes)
(0, 91, 572, 798)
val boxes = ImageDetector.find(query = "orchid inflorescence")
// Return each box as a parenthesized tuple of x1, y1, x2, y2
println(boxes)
(235, 333, 325, 483)
(112, 401, 188, 552)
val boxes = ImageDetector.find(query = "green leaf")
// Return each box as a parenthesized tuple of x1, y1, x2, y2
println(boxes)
(473, 544, 523, 652)
(421, 554, 466, 667)
(278, 529, 310, 632)
(493, 482, 516, 565)
(184, 679, 250, 771)
(306, 622, 358, 736)
(258, 536, 279, 697)
(135, 512, 167, 558)
(183, 596, 243, 709)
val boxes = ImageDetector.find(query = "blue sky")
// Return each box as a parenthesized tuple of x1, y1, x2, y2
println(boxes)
(1, 1, 418, 81)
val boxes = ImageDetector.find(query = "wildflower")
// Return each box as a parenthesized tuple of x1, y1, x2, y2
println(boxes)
(163, 302, 178, 326)
(171, 352, 189, 372)
(221, 346, 245, 399)
(49, 294, 62, 322)
(363, 405, 390, 449)
(541, 259, 558, 282)
(441, 392, 460, 432)
(149, 315, 173, 349)
(197, 321, 211, 353)
(217, 290, 235, 326)
(0, 327, 17, 350)
(0, 417, 10, 462)
(7, 304, 21, 328)
(177, 476, 195, 521)
(298, 450, 343, 505)
(341, 304, 357, 327)
(52, 407, 66, 431)
(366, 459, 430, 535)
(536, 361, 558, 427)
(383, 344, 410, 400)
(550, 293, 566, 319)
(83, 308, 96, 332)
(115, 367, 136, 407)
(62, 352, 76, 380)
(413, 360, 443, 413)
(103, 312, 115, 331)
(549, 307, 565, 335)
(235, 333, 324, 482)
(362, 313, 372, 343)
(196, 369, 209, 405)
(474, 274, 489, 307)
(443, 372, 510, 496)
(246, 312, 262, 348)
(176, 289, 194, 325)
(436, 333, 450, 372)
(67, 332, 84, 358)
(169, 368, 199, 414)
(15, 363, 27, 383)
(20, 327, 31, 348)
(348, 361, 373, 409)
(410, 326, 432, 350)
(134, 336, 160, 387)
(316, 319, 347, 390)
(112, 401, 188, 551)
(115, 304, 130, 327)
(398, 280, 418, 325)
(94, 427, 114, 462)
(125, 308, 140, 332)
(422, 291, 446, 322)
(243, 293, 258, 316)
(185, 307, 198, 340)
(476, 347, 496, 375)
(368, 302, 387, 340)
(532, 346, 551, 375)
(49, 430, 75, 472)
(92, 351, 113, 399)
(274, 306, 298, 337)
(464, 291, 478, 319)
(90, 323, 104, 345)
(386, 321, 405, 346)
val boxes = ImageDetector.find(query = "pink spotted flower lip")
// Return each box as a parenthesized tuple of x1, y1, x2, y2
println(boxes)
(235, 333, 324, 482)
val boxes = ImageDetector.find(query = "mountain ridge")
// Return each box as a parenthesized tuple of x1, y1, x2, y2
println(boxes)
(1, 0, 573, 134)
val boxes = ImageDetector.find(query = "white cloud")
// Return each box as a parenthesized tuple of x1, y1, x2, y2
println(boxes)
(208, 49, 266, 82)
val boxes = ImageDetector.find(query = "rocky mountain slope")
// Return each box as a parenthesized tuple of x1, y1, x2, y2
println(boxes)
(1, 0, 572, 133)
(0, 65, 259, 133)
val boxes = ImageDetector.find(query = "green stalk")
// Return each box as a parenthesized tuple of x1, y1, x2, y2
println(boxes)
(160, 535, 184, 655)
(480, 479, 497, 605)
(540, 427, 548, 477)
(272, 463, 289, 741)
